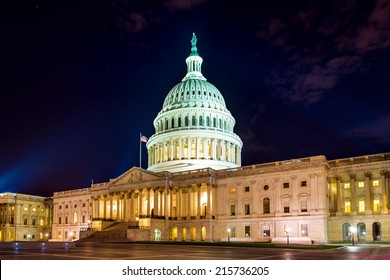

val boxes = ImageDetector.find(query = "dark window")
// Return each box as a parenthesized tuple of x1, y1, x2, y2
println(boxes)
(264, 185, 269, 191)
(284, 206, 290, 213)
(301, 181, 307, 187)
(24, 218, 28, 225)
(32, 219, 36, 226)
(59, 217, 62, 224)
(263, 230, 270, 237)
(65, 217, 68, 224)
(245, 226, 251, 237)
(245, 186, 250, 192)
(230, 205, 236, 216)
(245, 204, 250, 215)
(83, 203, 86, 207)
(263, 198, 270, 214)
(283, 182, 289, 188)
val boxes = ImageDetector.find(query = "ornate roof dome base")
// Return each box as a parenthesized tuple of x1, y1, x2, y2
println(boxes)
(147, 159, 239, 173)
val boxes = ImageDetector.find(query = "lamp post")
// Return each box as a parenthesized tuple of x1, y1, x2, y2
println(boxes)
(350, 227, 356, 246)
(227, 228, 231, 243)
(69, 231, 73, 241)
(285, 228, 290, 245)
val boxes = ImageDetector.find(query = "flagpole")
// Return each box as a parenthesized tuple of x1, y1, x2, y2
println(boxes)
(139, 132, 142, 168)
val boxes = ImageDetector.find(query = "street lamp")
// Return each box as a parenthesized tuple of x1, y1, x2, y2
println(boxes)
(285, 228, 290, 245)
(227, 228, 231, 243)
(350, 227, 356, 246)
(69, 231, 73, 241)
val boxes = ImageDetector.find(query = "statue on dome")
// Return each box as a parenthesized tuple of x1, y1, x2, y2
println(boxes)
(191, 33, 198, 55)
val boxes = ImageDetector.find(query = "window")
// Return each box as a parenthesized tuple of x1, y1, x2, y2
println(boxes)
(359, 200, 365, 212)
(358, 182, 365, 188)
(263, 224, 270, 237)
(32, 219, 36, 226)
(231, 227, 236, 237)
(65, 231, 68, 239)
(244, 186, 250, 192)
(263, 185, 269, 191)
(284, 206, 290, 213)
(263, 198, 270, 214)
(65, 216, 68, 224)
(32, 207, 36, 212)
(373, 199, 380, 212)
(229, 188, 236, 194)
(24, 207, 28, 211)
(301, 200, 308, 212)
(24, 218, 28, 225)
(230, 205, 236, 216)
(245, 226, 251, 237)
(345, 201, 351, 213)
(65, 205, 69, 209)
(301, 224, 308, 237)
(59, 205, 62, 210)
(40, 208, 44, 213)
(82, 215, 86, 223)
(373, 180, 379, 187)
(344, 183, 350, 189)
(40, 219, 44, 226)
(83, 203, 86, 207)
(74, 204, 77, 208)
(301, 181, 307, 187)
(59, 217, 62, 224)
(283, 182, 289, 188)
(245, 204, 250, 215)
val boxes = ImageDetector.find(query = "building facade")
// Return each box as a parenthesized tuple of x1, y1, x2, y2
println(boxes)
(0, 192, 52, 242)
(3, 34, 389, 243)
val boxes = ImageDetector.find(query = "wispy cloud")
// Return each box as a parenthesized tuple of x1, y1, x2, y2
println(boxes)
(164, 0, 208, 12)
(256, 0, 390, 105)
(349, 114, 390, 145)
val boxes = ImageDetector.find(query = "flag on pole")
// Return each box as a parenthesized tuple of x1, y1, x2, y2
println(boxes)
(140, 135, 148, 143)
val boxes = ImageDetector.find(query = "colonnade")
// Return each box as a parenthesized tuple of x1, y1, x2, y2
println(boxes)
(91, 184, 215, 222)
(330, 170, 390, 215)
(148, 137, 241, 166)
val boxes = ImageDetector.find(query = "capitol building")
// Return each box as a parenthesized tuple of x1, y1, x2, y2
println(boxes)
(1, 34, 389, 244)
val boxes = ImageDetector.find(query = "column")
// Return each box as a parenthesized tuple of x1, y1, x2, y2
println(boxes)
(130, 191, 135, 220)
(336, 176, 343, 215)
(187, 186, 191, 219)
(103, 195, 107, 219)
(274, 178, 281, 215)
(116, 194, 120, 220)
(350, 174, 357, 214)
(179, 138, 182, 159)
(109, 194, 114, 219)
(170, 188, 174, 218)
(138, 189, 143, 217)
(380, 171, 389, 213)
(291, 175, 298, 214)
(164, 187, 168, 219)
(364, 172, 372, 214)
(159, 190, 163, 216)
(147, 188, 151, 217)
(178, 187, 182, 219)
(197, 184, 201, 219)
(123, 192, 127, 222)
(206, 184, 211, 219)
(154, 188, 158, 217)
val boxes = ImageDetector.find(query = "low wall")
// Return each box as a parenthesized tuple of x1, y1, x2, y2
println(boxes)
(0, 241, 76, 249)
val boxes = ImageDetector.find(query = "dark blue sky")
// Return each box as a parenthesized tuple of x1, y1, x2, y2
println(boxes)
(1, 0, 390, 196)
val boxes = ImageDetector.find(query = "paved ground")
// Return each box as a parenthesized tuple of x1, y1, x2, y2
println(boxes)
(1, 242, 390, 260)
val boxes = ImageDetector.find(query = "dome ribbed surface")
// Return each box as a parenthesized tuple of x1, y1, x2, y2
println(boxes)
(160, 79, 228, 114)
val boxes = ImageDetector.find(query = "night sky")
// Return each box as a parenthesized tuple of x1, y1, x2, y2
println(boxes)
(2, 0, 390, 197)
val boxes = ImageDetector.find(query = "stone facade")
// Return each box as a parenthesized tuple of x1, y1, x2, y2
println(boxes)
(0, 193, 52, 242)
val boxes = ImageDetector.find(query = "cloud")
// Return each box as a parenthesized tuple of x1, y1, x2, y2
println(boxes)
(164, 0, 208, 12)
(240, 128, 278, 153)
(349, 114, 390, 145)
(116, 12, 147, 34)
(256, 0, 390, 105)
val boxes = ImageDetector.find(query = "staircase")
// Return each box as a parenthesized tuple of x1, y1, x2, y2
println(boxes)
(79, 222, 134, 242)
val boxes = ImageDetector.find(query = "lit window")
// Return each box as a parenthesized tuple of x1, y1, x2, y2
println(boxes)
(373, 180, 379, 187)
(40, 219, 44, 226)
(32, 207, 36, 211)
(345, 201, 351, 213)
(229, 188, 236, 194)
(40, 208, 44, 213)
(373, 199, 380, 211)
(359, 200, 365, 212)
(358, 182, 364, 188)
(58, 232, 61, 238)
(231, 227, 236, 237)
(24, 207, 28, 211)
(344, 183, 350, 189)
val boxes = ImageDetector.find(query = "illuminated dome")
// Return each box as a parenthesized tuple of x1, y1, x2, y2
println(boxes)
(147, 33, 243, 173)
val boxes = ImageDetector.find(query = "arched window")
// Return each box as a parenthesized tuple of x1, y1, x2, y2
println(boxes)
(171, 118, 174, 129)
(192, 116, 196, 126)
(213, 118, 217, 127)
(206, 116, 210, 126)
(199, 116, 203, 126)
(263, 198, 270, 214)
(357, 223, 366, 241)
(373, 222, 381, 241)
(185, 116, 189, 126)
(342, 223, 351, 241)
(178, 117, 181, 128)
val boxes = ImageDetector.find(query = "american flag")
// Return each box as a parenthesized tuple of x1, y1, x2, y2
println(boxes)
(140, 135, 148, 143)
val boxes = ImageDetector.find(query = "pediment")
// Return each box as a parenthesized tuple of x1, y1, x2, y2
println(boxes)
(110, 167, 162, 186)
